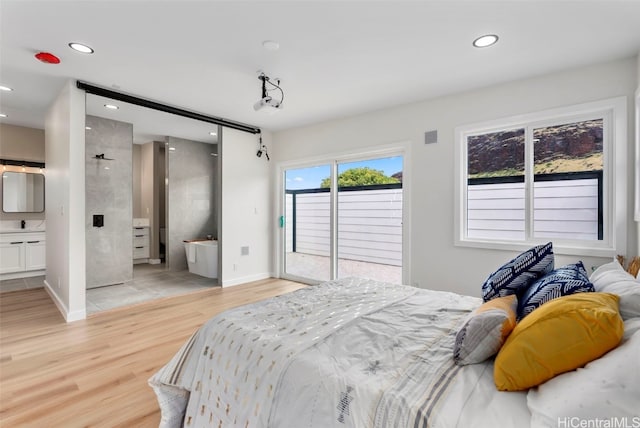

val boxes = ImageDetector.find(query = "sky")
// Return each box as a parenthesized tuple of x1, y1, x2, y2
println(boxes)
(285, 155, 403, 190)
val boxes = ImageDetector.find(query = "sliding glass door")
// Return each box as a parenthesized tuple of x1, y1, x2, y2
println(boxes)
(282, 154, 403, 284)
(283, 164, 332, 281)
(336, 157, 403, 283)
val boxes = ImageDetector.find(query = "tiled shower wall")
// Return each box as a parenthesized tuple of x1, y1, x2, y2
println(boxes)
(85, 115, 133, 288)
(167, 137, 217, 271)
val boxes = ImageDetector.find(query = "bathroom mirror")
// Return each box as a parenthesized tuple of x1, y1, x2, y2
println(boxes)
(2, 172, 45, 213)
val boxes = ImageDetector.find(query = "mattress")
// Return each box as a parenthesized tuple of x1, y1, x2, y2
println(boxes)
(149, 277, 530, 427)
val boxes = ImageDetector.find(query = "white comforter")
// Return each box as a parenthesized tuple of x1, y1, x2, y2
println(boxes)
(149, 278, 530, 427)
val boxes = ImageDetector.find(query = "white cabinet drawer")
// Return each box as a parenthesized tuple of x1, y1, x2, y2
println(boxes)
(25, 240, 46, 270)
(133, 236, 149, 247)
(133, 246, 150, 259)
(132, 226, 150, 260)
(133, 227, 149, 237)
(0, 241, 25, 274)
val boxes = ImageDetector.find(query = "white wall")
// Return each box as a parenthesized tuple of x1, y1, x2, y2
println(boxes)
(635, 52, 640, 247)
(132, 144, 142, 218)
(272, 57, 638, 297)
(220, 128, 273, 286)
(44, 80, 86, 321)
(0, 123, 45, 162)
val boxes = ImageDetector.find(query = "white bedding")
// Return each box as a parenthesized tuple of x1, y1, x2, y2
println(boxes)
(149, 278, 530, 427)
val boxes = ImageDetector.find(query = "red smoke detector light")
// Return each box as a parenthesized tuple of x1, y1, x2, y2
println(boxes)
(35, 52, 61, 64)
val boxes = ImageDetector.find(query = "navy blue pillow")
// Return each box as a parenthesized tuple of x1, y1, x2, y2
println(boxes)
(481, 242, 554, 302)
(517, 261, 595, 320)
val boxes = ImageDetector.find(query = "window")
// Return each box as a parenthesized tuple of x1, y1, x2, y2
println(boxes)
(455, 97, 627, 257)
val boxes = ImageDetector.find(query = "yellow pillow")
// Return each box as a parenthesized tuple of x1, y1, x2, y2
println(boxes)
(494, 292, 623, 391)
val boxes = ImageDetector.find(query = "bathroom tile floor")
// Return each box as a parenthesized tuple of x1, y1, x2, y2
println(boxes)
(86, 264, 219, 314)
(0, 264, 219, 315)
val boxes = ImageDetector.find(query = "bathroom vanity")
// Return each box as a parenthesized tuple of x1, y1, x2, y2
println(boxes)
(0, 230, 46, 279)
(1, 168, 47, 279)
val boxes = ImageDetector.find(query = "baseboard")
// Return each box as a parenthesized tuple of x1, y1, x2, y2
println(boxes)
(1, 269, 45, 281)
(221, 272, 272, 288)
(44, 280, 86, 322)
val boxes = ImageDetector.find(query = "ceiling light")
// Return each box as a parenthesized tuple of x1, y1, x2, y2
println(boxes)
(169, 147, 176, 151)
(473, 34, 499, 48)
(85, 126, 92, 130)
(0, 85, 13, 92)
(262, 40, 280, 51)
(209, 131, 217, 136)
(0, 113, 7, 118)
(69, 42, 94, 54)
(104, 104, 119, 110)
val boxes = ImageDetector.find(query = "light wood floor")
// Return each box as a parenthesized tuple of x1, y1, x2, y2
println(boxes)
(0, 278, 305, 427)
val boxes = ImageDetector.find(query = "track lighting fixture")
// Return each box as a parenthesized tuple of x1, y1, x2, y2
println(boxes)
(253, 71, 284, 113)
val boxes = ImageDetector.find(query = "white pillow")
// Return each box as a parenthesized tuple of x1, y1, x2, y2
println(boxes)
(589, 260, 640, 320)
(527, 317, 640, 428)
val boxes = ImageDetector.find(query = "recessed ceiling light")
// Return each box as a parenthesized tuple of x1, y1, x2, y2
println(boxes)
(69, 42, 94, 54)
(0, 85, 13, 92)
(0, 113, 7, 118)
(262, 40, 280, 51)
(104, 104, 119, 110)
(85, 126, 92, 130)
(169, 147, 176, 151)
(473, 34, 499, 48)
(209, 131, 217, 136)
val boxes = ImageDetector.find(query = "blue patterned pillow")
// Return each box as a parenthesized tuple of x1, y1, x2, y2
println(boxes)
(482, 242, 554, 302)
(518, 261, 594, 320)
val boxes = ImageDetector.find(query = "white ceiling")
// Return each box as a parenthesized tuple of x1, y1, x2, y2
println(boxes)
(1, 1, 640, 141)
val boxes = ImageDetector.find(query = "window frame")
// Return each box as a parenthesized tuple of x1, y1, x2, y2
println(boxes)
(454, 97, 627, 257)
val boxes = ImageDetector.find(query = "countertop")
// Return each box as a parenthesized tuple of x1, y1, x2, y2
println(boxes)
(0, 228, 46, 234)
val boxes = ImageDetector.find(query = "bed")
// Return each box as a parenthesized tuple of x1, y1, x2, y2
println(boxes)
(149, 259, 640, 428)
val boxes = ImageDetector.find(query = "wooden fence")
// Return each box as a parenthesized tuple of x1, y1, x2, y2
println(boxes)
(285, 184, 403, 266)
(467, 171, 602, 240)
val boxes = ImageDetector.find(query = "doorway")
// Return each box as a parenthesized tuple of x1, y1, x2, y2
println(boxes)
(282, 154, 404, 284)
(84, 93, 221, 312)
